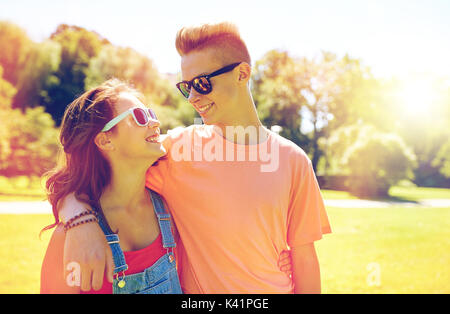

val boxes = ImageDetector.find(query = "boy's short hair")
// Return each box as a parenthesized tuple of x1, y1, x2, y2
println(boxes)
(175, 22, 251, 66)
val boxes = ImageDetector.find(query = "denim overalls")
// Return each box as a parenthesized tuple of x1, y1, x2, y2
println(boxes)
(96, 189, 183, 294)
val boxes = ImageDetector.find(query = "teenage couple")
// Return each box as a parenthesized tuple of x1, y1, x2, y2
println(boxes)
(40, 22, 331, 294)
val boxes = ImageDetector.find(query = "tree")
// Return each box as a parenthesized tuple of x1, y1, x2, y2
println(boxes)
(0, 106, 59, 177)
(44, 24, 107, 125)
(252, 50, 309, 151)
(430, 82, 450, 181)
(0, 65, 16, 109)
(12, 40, 61, 111)
(382, 75, 450, 187)
(85, 44, 196, 132)
(295, 52, 381, 172)
(324, 124, 417, 197)
(0, 66, 17, 165)
(432, 139, 450, 180)
(85, 45, 158, 93)
(252, 50, 379, 171)
(0, 21, 32, 85)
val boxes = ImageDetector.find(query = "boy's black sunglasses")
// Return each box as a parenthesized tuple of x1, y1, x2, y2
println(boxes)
(176, 62, 241, 98)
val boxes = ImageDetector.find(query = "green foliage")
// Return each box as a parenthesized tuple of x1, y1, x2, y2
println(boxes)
(391, 77, 450, 187)
(1, 20, 448, 189)
(44, 24, 106, 125)
(325, 124, 417, 197)
(12, 40, 61, 111)
(0, 106, 59, 177)
(433, 139, 450, 178)
(149, 98, 197, 133)
(173, 97, 198, 127)
(84, 45, 195, 131)
(0, 66, 17, 109)
(252, 50, 308, 148)
(0, 68, 17, 165)
(0, 24, 64, 178)
(85, 45, 159, 93)
(0, 21, 32, 85)
(252, 50, 380, 170)
(0, 21, 197, 178)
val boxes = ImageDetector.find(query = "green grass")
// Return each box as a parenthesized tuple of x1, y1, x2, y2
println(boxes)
(321, 189, 358, 200)
(1, 179, 449, 293)
(321, 185, 450, 201)
(2, 175, 449, 202)
(0, 214, 53, 293)
(0, 207, 449, 293)
(389, 186, 450, 201)
(0, 176, 46, 202)
(316, 206, 450, 293)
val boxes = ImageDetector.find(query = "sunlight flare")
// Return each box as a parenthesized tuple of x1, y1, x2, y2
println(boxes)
(397, 78, 436, 116)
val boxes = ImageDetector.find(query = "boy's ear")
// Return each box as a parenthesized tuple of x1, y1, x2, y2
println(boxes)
(94, 132, 114, 152)
(237, 62, 251, 83)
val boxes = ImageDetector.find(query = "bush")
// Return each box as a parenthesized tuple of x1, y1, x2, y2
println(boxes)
(432, 139, 450, 178)
(0, 106, 59, 177)
(325, 124, 417, 197)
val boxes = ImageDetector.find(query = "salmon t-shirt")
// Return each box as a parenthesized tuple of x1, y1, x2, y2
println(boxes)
(145, 125, 331, 293)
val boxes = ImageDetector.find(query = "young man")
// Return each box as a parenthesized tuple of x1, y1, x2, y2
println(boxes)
(58, 22, 331, 293)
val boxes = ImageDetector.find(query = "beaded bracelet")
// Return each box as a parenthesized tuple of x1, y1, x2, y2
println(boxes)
(64, 209, 98, 227)
(64, 216, 99, 232)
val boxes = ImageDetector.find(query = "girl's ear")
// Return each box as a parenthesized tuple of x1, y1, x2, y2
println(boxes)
(94, 132, 115, 152)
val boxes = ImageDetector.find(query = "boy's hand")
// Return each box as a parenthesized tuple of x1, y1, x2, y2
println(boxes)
(59, 193, 114, 291)
(278, 249, 292, 277)
(63, 222, 114, 291)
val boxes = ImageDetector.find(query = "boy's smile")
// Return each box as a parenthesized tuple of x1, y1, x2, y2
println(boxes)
(181, 48, 238, 125)
(194, 102, 215, 115)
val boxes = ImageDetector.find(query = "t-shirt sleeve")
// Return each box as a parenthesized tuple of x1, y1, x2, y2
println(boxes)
(287, 153, 331, 248)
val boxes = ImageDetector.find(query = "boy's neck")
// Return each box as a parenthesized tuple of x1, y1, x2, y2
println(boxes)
(211, 94, 268, 145)
(213, 116, 269, 145)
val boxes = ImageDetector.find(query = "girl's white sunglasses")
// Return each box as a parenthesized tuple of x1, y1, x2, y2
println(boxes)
(101, 107, 158, 132)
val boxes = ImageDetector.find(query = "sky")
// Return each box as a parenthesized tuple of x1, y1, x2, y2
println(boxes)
(1, 0, 450, 79)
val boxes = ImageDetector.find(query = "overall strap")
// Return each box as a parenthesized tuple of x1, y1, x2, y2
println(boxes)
(148, 189, 176, 249)
(96, 209, 128, 274)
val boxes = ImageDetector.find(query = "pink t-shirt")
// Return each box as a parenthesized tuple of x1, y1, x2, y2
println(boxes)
(145, 125, 331, 293)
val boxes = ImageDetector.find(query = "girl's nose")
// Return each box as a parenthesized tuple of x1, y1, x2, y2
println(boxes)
(148, 117, 160, 128)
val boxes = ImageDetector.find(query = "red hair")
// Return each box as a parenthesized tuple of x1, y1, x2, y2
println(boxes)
(175, 22, 251, 66)
(41, 79, 138, 233)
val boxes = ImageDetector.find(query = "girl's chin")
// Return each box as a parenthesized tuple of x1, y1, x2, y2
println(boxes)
(153, 145, 167, 157)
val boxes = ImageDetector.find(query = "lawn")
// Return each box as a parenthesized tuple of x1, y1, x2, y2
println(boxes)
(0, 176, 47, 202)
(0, 180, 449, 294)
(321, 185, 450, 201)
(316, 206, 450, 293)
(1, 206, 449, 294)
(0, 214, 53, 293)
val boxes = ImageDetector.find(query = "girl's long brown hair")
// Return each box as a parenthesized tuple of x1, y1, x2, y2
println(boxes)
(42, 79, 137, 234)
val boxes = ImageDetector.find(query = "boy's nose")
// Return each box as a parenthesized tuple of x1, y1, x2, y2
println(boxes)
(188, 88, 202, 105)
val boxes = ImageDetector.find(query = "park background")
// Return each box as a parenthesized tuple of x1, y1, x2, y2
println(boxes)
(0, 0, 449, 293)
